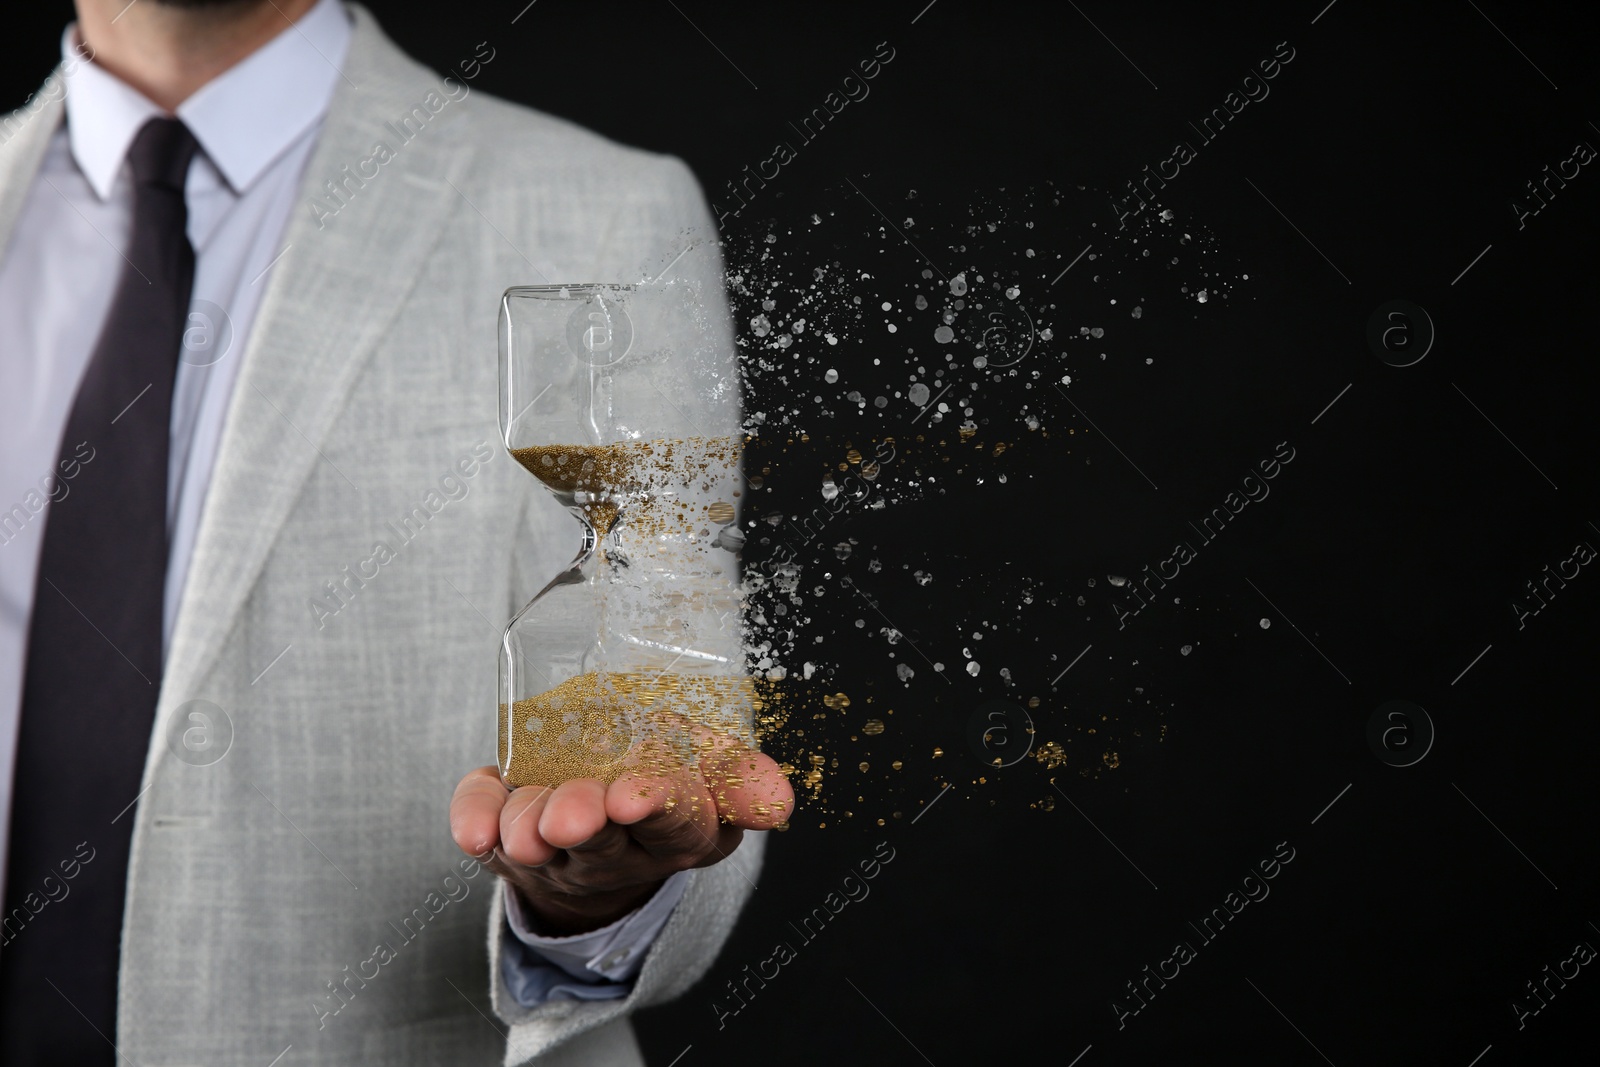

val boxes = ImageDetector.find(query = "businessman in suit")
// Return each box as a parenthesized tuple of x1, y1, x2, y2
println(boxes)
(0, 0, 790, 1063)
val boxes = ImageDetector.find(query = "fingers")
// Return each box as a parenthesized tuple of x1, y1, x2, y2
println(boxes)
(499, 785, 557, 867)
(604, 767, 697, 827)
(538, 778, 610, 850)
(449, 765, 511, 857)
(531, 779, 636, 885)
(455, 733, 787, 895)
(695, 735, 795, 830)
(607, 767, 740, 866)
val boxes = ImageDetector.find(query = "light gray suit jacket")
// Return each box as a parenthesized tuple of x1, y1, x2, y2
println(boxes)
(0, 6, 759, 1064)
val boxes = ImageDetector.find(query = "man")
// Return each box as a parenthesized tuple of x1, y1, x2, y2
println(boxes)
(0, 0, 791, 1063)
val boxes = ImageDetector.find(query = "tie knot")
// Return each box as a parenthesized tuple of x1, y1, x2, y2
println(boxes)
(126, 117, 199, 191)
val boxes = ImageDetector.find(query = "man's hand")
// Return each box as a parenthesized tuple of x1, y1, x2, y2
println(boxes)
(449, 745, 793, 936)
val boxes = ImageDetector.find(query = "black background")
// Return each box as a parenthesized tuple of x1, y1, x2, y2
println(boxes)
(7, 1, 1598, 1064)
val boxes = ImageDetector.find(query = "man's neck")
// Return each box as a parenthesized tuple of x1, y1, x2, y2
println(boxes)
(73, 0, 321, 111)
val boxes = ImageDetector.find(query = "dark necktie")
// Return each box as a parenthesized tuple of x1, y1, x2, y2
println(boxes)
(0, 116, 198, 1065)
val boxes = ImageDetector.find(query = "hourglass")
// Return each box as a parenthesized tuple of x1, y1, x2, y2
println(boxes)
(497, 280, 756, 789)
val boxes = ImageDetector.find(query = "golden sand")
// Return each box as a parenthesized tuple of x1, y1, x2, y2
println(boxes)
(509, 437, 743, 536)
(499, 670, 770, 788)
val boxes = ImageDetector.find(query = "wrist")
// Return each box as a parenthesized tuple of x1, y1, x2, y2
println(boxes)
(509, 878, 664, 937)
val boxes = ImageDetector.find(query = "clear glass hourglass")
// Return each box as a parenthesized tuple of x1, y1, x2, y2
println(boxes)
(497, 280, 757, 789)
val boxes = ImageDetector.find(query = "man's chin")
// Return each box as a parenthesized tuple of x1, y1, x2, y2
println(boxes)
(149, 0, 269, 9)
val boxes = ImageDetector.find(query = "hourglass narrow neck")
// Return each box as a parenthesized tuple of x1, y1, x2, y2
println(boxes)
(573, 510, 600, 554)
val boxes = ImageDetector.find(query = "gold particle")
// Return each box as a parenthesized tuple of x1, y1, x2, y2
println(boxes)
(846, 448, 863, 465)
(1034, 740, 1066, 770)
(707, 501, 736, 524)
(891, 760, 902, 771)
(858, 762, 869, 772)
(1027, 696, 1040, 708)
(862, 718, 885, 735)
(932, 746, 944, 758)
(1103, 751, 1121, 769)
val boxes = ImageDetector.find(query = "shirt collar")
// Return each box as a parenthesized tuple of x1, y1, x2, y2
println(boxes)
(61, 0, 352, 201)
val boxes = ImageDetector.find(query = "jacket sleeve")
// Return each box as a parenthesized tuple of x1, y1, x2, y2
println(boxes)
(489, 833, 766, 1064)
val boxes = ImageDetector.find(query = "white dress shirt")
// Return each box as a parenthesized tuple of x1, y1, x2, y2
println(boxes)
(0, 0, 677, 996)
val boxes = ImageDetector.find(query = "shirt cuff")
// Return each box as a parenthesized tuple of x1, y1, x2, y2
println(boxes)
(499, 871, 691, 1006)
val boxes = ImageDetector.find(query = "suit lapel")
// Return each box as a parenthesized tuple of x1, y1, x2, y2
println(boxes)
(159, 4, 478, 706)
(0, 74, 66, 254)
